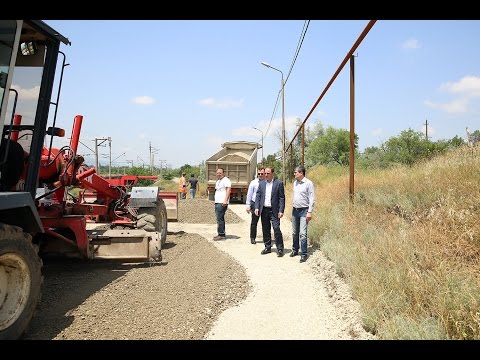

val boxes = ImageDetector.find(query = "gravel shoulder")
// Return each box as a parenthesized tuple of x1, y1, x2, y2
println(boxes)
(24, 198, 374, 340)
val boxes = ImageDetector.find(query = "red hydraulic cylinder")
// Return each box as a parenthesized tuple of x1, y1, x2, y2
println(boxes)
(69, 115, 83, 154)
(11, 114, 22, 141)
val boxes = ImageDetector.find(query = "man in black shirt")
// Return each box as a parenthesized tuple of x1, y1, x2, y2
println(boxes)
(188, 174, 199, 199)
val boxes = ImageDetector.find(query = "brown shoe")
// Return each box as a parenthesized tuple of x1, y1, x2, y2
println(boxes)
(213, 235, 226, 241)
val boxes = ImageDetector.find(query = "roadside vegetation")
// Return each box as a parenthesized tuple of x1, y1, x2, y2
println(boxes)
(283, 145, 480, 339)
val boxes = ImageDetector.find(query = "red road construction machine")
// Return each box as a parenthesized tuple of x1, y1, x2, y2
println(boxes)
(85, 175, 179, 222)
(106, 175, 159, 187)
(0, 20, 169, 339)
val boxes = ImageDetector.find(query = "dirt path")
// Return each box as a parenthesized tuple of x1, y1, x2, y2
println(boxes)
(169, 203, 374, 340)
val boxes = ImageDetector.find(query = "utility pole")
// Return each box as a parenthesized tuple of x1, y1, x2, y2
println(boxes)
(158, 160, 167, 174)
(95, 137, 109, 174)
(149, 142, 152, 173)
(149, 142, 159, 174)
(424, 119, 429, 140)
(95, 140, 99, 173)
(108, 137, 112, 179)
(137, 156, 146, 169)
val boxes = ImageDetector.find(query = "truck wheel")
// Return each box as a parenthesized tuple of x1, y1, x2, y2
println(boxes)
(0, 224, 42, 340)
(136, 199, 168, 246)
(208, 190, 215, 201)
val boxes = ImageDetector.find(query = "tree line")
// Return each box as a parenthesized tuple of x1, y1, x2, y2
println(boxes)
(263, 121, 477, 175)
(101, 123, 478, 180)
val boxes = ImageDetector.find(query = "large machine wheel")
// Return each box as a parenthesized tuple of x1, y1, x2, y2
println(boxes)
(0, 224, 42, 340)
(136, 199, 168, 246)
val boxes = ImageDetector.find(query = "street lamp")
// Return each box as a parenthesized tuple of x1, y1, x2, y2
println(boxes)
(252, 127, 264, 165)
(261, 61, 285, 183)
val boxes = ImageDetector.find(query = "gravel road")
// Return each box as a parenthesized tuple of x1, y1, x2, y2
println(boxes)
(24, 198, 374, 340)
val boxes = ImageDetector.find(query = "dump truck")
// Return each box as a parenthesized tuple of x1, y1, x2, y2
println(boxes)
(206, 141, 261, 202)
(0, 20, 173, 339)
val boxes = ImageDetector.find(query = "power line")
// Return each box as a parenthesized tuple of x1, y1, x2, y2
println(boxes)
(264, 90, 281, 140)
(263, 20, 311, 141)
(285, 20, 310, 86)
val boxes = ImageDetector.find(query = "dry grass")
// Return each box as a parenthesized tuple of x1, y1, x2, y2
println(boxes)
(286, 146, 480, 339)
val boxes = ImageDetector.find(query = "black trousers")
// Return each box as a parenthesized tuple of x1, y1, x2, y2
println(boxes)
(249, 201, 261, 239)
(260, 207, 283, 251)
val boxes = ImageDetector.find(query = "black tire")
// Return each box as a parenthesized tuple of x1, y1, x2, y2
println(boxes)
(208, 190, 215, 201)
(136, 199, 168, 246)
(0, 223, 42, 340)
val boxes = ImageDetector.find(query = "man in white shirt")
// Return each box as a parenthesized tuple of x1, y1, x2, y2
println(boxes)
(246, 168, 265, 244)
(290, 165, 315, 262)
(213, 167, 231, 240)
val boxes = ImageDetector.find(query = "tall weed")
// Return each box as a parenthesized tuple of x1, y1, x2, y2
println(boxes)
(288, 146, 480, 339)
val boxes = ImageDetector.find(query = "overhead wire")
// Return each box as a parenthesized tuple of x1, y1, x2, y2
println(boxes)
(284, 20, 310, 86)
(262, 20, 310, 143)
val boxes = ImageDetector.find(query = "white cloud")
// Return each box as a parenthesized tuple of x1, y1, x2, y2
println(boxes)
(232, 126, 260, 137)
(132, 96, 155, 105)
(285, 116, 299, 132)
(231, 116, 303, 145)
(198, 97, 244, 109)
(207, 135, 224, 147)
(402, 38, 421, 49)
(439, 75, 480, 97)
(424, 98, 469, 114)
(315, 109, 327, 118)
(424, 76, 480, 114)
(138, 133, 147, 139)
(418, 124, 435, 135)
(371, 128, 383, 137)
(11, 84, 40, 100)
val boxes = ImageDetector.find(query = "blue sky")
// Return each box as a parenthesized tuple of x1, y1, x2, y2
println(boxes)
(40, 20, 480, 169)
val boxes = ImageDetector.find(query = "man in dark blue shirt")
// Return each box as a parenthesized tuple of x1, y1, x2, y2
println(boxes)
(188, 174, 199, 199)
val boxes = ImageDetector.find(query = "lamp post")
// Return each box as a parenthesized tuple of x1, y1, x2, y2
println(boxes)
(252, 127, 264, 165)
(261, 61, 285, 183)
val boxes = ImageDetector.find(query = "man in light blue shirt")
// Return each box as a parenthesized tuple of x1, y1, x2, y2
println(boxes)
(246, 168, 265, 244)
(290, 165, 315, 262)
